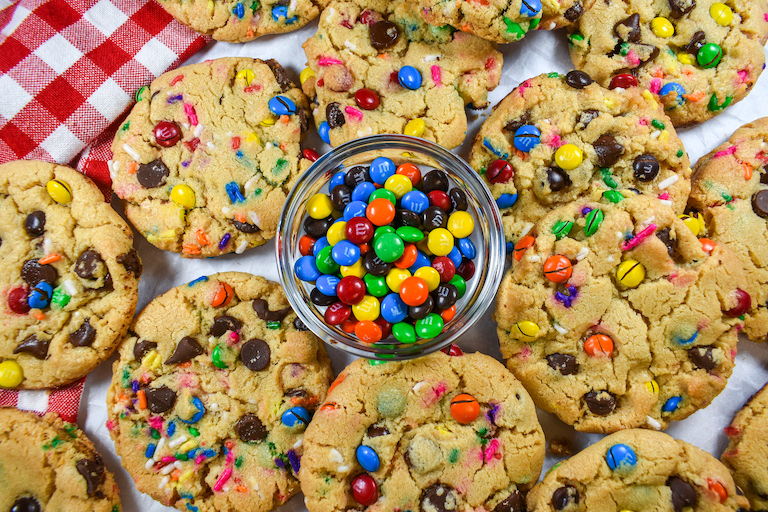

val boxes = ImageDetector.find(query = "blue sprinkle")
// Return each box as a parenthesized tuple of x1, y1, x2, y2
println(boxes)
(483, 138, 508, 159)
(188, 276, 209, 287)
(287, 449, 301, 473)
(186, 504, 199, 512)
(234, 2, 245, 17)
(236, 150, 244, 158)
(218, 233, 231, 250)
(203, 449, 216, 458)
(167, 421, 176, 437)
(131, 380, 140, 392)
(145, 443, 156, 458)
(662, 396, 682, 413)
(271, 5, 297, 23)
(496, 193, 518, 209)
(167, 94, 183, 103)
(187, 448, 200, 459)
(180, 492, 194, 500)
(180, 397, 206, 424)
(226, 181, 245, 203)
(181, 161, 190, 167)
(274, 457, 286, 469)
(505, 241, 515, 254)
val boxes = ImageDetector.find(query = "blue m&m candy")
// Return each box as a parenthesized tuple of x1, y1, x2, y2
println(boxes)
(330, 171, 347, 190)
(381, 293, 408, 323)
(356, 445, 380, 472)
(659, 82, 686, 108)
(271, 5, 297, 23)
(295, 256, 321, 282)
(28, 282, 52, 309)
(281, 406, 311, 428)
(370, 157, 396, 184)
(605, 443, 637, 471)
(458, 237, 476, 259)
(447, 246, 462, 268)
(409, 250, 432, 273)
(496, 193, 518, 209)
(401, 190, 429, 214)
(332, 240, 361, 266)
(352, 182, 376, 202)
(514, 125, 541, 152)
(662, 396, 682, 413)
(344, 200, 368, 221)
(316, 274, 341, 296)
(313, 236, 330, 256)
(268, 95, 297, 116)
(319, 121, 331, 144)
(520, 0, 542, 16)
(398, 66, 422, 90)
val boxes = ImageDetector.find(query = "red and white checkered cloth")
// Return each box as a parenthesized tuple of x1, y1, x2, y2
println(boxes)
(0, 378, 85, 423)
(0, 0, 210, 196)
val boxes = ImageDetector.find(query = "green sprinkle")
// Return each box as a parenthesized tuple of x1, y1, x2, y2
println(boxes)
(503, 18, 525, 40)
(254, 187, 262, 196)
(189, 427, 200, 437)
(51, 436, 64, 448)
(250, 0, 260, 10)
(449, 448, 460, 463)
(568, 33, 584, 44)
(274, 157, 289, 175)
(122, 368, 131, 388)
(135, 86, 149, 102)
(175, 452, 189, 461)
(600, 168, 618, 189)
(721, 192, 733, 202)
(267, 321, 281, 329)
(620, 43, 629, 56)
(112, 506, 120, 512)
(529, 18, 540, 29)
(63, 424, 77, 438)
(548, 72, 560, 78)
(603, 190, 624, 203)
(551, 220, 574, 239)
(121, 121, 130, 131)
(150, 428, 160, 440)
(677, 149, 684, 157)
(651, 119, 665, 130)
(235, 456, 245, 468)
(546, 462, 562, 476)
(479, 167, 487, 175)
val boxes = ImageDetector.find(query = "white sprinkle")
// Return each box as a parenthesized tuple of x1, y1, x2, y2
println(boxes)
(174, 461, 183, 470)
(155, 438, 166, 459)
(207, 142, 215, 150)
(520, 222, 534, 236)
(194, 124, 204, 138)
(265, 142, 274, 150)
(650, 130, 661, 139)
(248, 211, 261, 227)
(122, 143, 140, 161)
(357, 127, 373, 137)
(528, 255, 541, 263)
(413, 381, 426, 393)
(236, 240, 248, 254)
(646, 416, 662, 430)
(159, 476, 170, 489)
(108, 160, 116, 179)
(209, 402, 219, 411)
(576, 247, 590, 261)
(293, 437, 303, 449)
(289, 0, 297, 13)
(553, 323, 568, 335)
(658, 174, 679, 190)
(659, 199, 673, 207)
(222, 207, 231, 214)
(616, 231, 624, 239)
(168, 435, 188, 449)
(182, 122, 190, 130)
(313, 108, 319, 116)
(338, 464, 350, 472)
(244, 176, 260, 194)
(161, 463, 175, 475)
(423, 54, 441, 62)
(548, 21, 556, 29)
(328, 6, 335, 15)
(145, 458, 155, 470)
(329, 448, 344, 464)
(43, 238, 53, 256)
(606, 256, 614, 263)
(344, 40, 357, 50)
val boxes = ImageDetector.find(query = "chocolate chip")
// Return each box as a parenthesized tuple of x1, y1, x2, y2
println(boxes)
(547, 353, 579, 375)
(145, 385, 176, 413)
(367, 424, 390, 437)
(117, 249, 143, 277)
(69, 319, 97, 347)
(552, 485, 579, 510)
(24, 211, 46, 237)
(667, 477, 698, 512)
(326, 102, 346, 129)
(21, 259, 57, 286)
(164, 336, 204, 365)
(494, 490, 524, 512)
(235, 413, 268, 442)
(14, 335, 50, 360)
(136, 159, 170, 188)
(633, 154, 660, 181)
(752, 190, 768, 218)
(369, 20, 400, 50)
(681, 30, 705, 53)
(584, 390, 617, 415)
(689, 346, 716, 370)
(297, 107, 309, 133)
(593, 134, 625, 168)
(422, 484, 458, 512)
(547, 167, 571, 192)
(133, 339, 157, 362)
(11, 497, 41, 512)
(564, 1, 583, 21)
(210, 315, 243, 337)
(576, 109, 600, 129)
(252, 298, 292, 322)
(504, 111, 531, 133)
(265, 58, 292, 92)
(656, 227, 681, 261)
(233, 219, 259, 233)
(241, 339, 271, 371)
(76, 455, 106, 497)
(293, 317, 309, 331)
(74, 250, 105, 280)
(669, 0, 696, 18)
(286, 388, 308, 399)
(614, 13, 640, 42)
(564, 70, 593, 89)
(759, 168, 768, 184)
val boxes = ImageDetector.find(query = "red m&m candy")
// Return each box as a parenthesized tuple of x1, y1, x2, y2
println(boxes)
(154, 121, 181, 147)
(337, 276, 366, 305)
(355, 88, 380, 110)
(486, 159, 514, 184)
(351, 474, 378, 505)
(346, 217, 374, 244)
(432, 256, 455, 282)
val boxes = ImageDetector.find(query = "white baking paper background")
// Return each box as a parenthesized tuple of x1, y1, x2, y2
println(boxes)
(78, 22, 768, 511)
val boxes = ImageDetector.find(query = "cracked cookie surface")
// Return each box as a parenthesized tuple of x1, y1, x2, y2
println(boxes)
(299, 351, 545, 512)
(0, 408, 121, 512)
(688, 117, 768, 343)
(494, 195, 748, 433)
(722, 381, 768, 511)
(568, 0, 768, 126)
(106, 272, 332, 512)
(0, 160, 141, 389)
(111, 58, 311, 258)
(527, 429, 749, 511)
(302, 0, 503, 149)
(468, 72, 691, 245)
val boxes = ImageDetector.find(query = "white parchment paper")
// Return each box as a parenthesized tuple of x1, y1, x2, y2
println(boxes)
(78, 23, 768, 511)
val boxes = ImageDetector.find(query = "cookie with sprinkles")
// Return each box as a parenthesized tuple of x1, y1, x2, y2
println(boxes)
(494, 195, 748, 433)
(301, 0, 503, 149)
(722, 381, 768, 511)
(687, 117, 768, 343)
(156, 0, 322, 42)
(111, 57, 311, 258)
(567, 0, 768, 126)
(0, 408, 122, 511)
(106, 272, 332, 512)
(527, 429, 749, 511)
(299, 351, 545, 512)
(0, 160, 141, 389)
(468, 72, 691, 246)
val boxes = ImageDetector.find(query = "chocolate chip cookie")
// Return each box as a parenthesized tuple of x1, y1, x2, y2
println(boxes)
(0, 408, 121, 511)
(106, 272, 332, 512)
(567, 0, 768, 126)
(302, 0, 503, 149)
(0, 160, 141, 389)
(111, 57, 312, 258)
(495, 195, 749, 433)
(468, 72, 691, 246)
(528, 429, 749, 511)
(299, 351, 545, 512)
(688, 117, 768, 343)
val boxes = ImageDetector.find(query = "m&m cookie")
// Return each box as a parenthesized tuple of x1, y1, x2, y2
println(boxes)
(495, 195, 748, 432)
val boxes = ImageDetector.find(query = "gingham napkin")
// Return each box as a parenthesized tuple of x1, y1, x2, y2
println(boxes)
(0, 0, 210, 196)
(0, 378, 85, 423)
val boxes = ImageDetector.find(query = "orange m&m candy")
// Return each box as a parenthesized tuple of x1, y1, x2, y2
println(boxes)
(396, 162, 421, 185)
(514, 235, 535, 262)
(543, 255, 573, 283)
(299, 235, 316, 256)
(211, 282, 234, 307)
(584, 334, 614, 357)
(394, 243, 418, 269)
(355, 320, 383, 343)
(399, 276, 429, 306)
(700, 238, 717, 253)
(366, 198, 396, 226)
(707, 479, 728, 503)
(450, 393, 480, 424)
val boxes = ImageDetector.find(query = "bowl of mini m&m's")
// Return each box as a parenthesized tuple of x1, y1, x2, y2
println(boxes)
(277, 135, 505, 359)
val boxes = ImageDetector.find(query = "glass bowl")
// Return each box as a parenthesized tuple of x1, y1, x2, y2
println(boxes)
(277, 135, 505, 360)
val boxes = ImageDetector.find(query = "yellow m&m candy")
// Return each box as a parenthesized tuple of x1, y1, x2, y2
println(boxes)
(384, 174, 412, 198)
(307, 193, 333, 219)
(236, 68, 255, 85)
(645, 379, 660, 393)
(352, 295, 381, 321)
(327, 221, 347, 245)
(447, 211, 475, 238)
(171, 184, 195, 208)
(300, 67, 315, 85)
(427, 228, 454, 256)
(0, 360, 23, 388)
(512, 321, 540, 340)
(46, 179, 72, 204)
(651, 17, 674, 37)
(554, 144, 583, 170)
(616, 259, 645, 288)
(414, 266, 441, 291)
(710, 2, 734, 25)
(404, 118, 425, 137)
(678, 213, 701, 236)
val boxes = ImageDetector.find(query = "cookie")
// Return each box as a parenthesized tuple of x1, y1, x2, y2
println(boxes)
(688, 117, 768, 343)
(156, 0, 321, 42)
(106, 272, 332, 512)
(301, 0, 503, 149)
(567, 0, 768, 126)
(0, 408, 121, 511)
(468, 72, 691, 246)
(494, 195, 748, 433)
(0, 161, 141, 389)
(299, 351, 545, 512)
(111, 57, 312, 258)
(722, 382, 768, 511)
(527, 429, 750, 511)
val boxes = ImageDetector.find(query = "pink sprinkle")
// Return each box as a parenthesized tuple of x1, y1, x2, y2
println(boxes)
(738, 70, 748, 83)
(228, 331, 240, 345)
(714, 146, 737, 158)
(626, 50, 640, 67)
(658, 192, 669, 200)
(226, 450, 235, 465)
(106, 420, 116, 431)
(649, 78, 662, 94)
(622, 223, 657, 251)
(483, 439, 500, 462)
(638, 117, 648, 125)
(344, 106, 363, 122)
(518, 79, 531, 97)
(764, 12, 767, 21)
(518, 345, 531, 359)
(170, 74, 184, 86)
(148, 416, 164, 430)
(318, 56, 344, 66)
(214, 468, 233, 492)
(184, 103, 198, 126)
(194, 454, 206, 465)
(431, 65, 442, 86)
(422, 381, 448, 407)
(543, 133, 563, 149)
(161, 456, 177, 463)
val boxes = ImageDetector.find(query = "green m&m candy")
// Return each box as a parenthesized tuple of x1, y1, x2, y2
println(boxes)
(697, 43, 722, 68)
(392, 322, 417, 343)
(415, 313, 444, 339)
(315, 245, 340, 274)
(552, 220, 574, 239)
(364, 274, 389, 297)
(374, 232, 404, 262)
(449, 275, 466, 298)
(369, 188, 396, 205)
(585, 209, 604, 236)
(396, 226, 424, 243)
